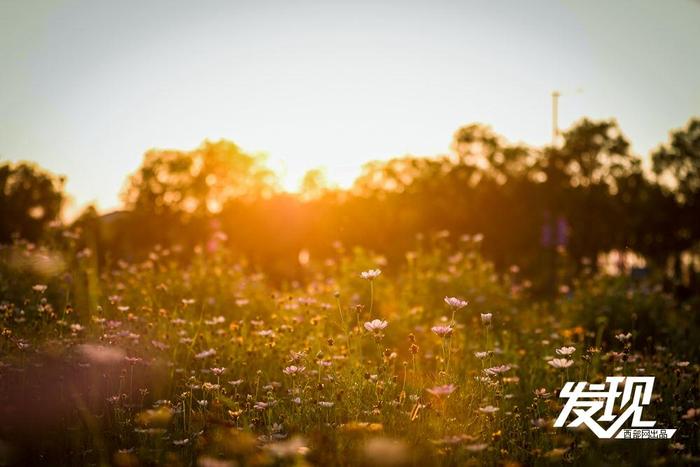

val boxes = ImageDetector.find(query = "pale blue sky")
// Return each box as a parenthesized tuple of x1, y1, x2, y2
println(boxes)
(1, 0, 699, 214)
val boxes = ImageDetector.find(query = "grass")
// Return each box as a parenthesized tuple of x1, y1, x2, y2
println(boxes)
(0, 235, 698, 466)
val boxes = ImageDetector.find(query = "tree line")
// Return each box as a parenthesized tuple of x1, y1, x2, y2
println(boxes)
(2, 117, 699, 294)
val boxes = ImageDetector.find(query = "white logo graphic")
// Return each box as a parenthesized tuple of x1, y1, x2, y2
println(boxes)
(554, 376, 676, 439)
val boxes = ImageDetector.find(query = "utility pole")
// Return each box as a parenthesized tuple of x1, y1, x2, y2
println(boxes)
(551, 90, 560, 146)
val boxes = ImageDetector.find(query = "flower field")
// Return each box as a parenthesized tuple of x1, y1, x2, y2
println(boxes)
(1, 236, 698, 466)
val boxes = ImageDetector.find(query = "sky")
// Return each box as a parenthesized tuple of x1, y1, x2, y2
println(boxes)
(1, 0, 699, 215)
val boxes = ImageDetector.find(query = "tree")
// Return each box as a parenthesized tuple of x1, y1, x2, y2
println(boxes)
(299, 168, 329, 200)
(651, 118, 700, 282)
(452, 123, 534, 184)
(0, 162, 65, 243)
(544, 118, 637, 192)
(117, 140, 278, 255)
(652, 118, 700, 205)
(122, 139, 278, 217)
(535, 119, 645, 268)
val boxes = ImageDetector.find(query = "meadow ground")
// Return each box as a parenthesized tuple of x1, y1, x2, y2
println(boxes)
(0, 235, 698, 466)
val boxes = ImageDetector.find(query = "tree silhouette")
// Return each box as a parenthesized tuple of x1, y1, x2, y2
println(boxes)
(0, 162, 65, 243)
(653, 118, 700, 204)
(651, 118, 700, 283)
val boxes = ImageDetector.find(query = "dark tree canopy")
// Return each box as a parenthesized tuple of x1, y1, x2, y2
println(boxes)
(3, 117, 700, 292)
(0, 162, 65, 243)
(652, 118, 700, 204)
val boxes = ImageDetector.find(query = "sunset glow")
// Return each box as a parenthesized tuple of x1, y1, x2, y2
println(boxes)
(2, 0, 699, 214)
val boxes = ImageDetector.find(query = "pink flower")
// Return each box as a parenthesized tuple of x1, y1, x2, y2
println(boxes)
(483, 364, 511, 376)
(283, 365, 306, 376)
(443, 297, 468, 309)
(547, 358, 574, 369)
(431, 325, 453, 338)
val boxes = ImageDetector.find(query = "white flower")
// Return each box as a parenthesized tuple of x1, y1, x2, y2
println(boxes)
(615, 332, 632, 342)
(474, 351, 489, 360)
(443, 297, 468, 309)
(364, 319, 388, 332)
(555, 346, 576, 356)
(548, 358, 574, 369)
(478, 405, 499, 414)
(480, 313, 492, 325)
(360, 269, 382, 280)
(32, 284, 48, 293)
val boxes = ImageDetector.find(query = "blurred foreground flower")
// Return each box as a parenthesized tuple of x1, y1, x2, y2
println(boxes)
(265, 436, 309, 458)
(341, 422, 384, 433)
(77, 344, 126, 365)
(197, 456, 235, 467)
(362, 437, 409, 467)
(426, 384, 457, 398)
(136, 406, 172, 428)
